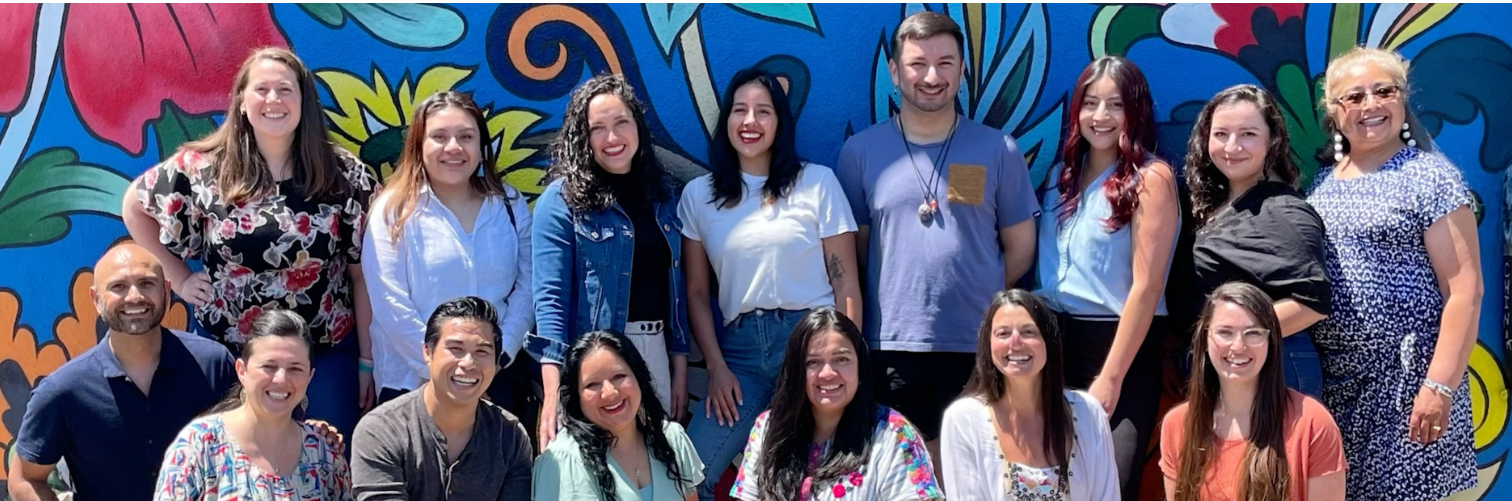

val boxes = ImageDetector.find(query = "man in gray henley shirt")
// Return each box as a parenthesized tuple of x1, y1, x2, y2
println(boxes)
(352, 297, 532, 500)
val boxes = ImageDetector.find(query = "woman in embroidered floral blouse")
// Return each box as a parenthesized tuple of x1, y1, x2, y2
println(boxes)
(939, 290, 1119, 501)
(122, 48, 380, 440)
(155, 310, 351, 501)
(730, 308, 942, 501)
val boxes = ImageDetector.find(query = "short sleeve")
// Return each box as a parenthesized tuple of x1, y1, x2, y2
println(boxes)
(135, 151, 209, 261)
(809, 164, 859, 238)
(995, 135, 1040, 229)
(12, 376, 71, 465)
(153, 420, 212, 501)
(1414, 153, 1473, 229)
(729, 411, 771, 501)
(836, 138, 872, 226)
(337, 150, 381, 264)
(676, 178, 705, 242)
(873, 410, 944, 501)
(1303, 397, 1348, 478)
(532, 441, 600, 500)
(663, 421, 707, 492)
(1266, 200, 1333, 315)
(1159, 403, 1189, 480)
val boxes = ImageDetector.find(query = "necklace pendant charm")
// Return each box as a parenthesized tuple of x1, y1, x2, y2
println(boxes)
(918, 202, 934, 225)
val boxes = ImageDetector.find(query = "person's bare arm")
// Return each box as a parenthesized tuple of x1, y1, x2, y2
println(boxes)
(1275, 299, 1326, 337)
(822, 232, 862, 325)
(7, 457, 59, 501)
(997, 219, 1035, 288)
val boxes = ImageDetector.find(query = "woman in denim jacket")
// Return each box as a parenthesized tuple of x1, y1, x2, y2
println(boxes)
(528, 74, 690, 452)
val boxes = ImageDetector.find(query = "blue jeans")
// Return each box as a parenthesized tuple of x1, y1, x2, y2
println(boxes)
(305, 335, 359, 452)
(1282, 330, 1324, 399)
(688, 308, 809, 501)
(1180, 330, 1323, 399)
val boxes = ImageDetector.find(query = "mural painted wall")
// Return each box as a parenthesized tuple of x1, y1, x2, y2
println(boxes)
(0, 3, 1508, 499)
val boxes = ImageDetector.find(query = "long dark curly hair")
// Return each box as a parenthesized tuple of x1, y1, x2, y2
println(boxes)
(758, 308, 878, 501)
(547, 74, 670, 213)
(558, 331, 690, 501)
(1054, 56, 1157, 232)
(708, 68, 804, 209)
(1185, 84, 1299, 226)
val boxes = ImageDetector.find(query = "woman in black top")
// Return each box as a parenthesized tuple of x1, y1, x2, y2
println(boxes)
(1186, 84, 1329, 397)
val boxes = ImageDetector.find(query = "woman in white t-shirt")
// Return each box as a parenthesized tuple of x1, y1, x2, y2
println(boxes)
(678, 68, 861, 499)
(939, 289, 1120, 501)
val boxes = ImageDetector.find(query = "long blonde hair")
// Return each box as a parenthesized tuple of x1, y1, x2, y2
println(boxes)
(184, 47, 350, 204)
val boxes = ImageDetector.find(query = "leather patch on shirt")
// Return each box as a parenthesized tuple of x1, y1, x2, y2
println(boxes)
(946, 164, 987, 205)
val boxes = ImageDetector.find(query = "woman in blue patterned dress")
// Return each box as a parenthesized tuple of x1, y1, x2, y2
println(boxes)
(1305, 47, 1482, 500)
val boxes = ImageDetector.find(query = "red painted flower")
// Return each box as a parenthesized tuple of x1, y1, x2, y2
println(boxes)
(1211, 4, 1304, 56)
(2, 5, 288, 154)
(832, 483, 846, 498)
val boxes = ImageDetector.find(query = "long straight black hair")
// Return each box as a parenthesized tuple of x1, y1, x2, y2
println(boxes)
(757, 308, 878, 501)
(960, 290, 1076, 487)
(557, 331, 690, 501)
(707, 67, 804, 209)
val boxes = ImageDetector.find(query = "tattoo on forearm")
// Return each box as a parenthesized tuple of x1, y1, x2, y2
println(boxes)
(826, 253, 844, 281)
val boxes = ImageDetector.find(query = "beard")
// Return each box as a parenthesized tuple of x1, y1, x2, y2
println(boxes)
(102, 302, 165, 335)
(902, 85, 955, 113)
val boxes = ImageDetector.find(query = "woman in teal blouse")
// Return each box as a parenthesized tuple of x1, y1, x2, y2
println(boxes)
(532, 331, 704, 501)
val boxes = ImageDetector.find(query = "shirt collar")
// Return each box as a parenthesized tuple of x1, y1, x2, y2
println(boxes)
(95, 327, 192, 378)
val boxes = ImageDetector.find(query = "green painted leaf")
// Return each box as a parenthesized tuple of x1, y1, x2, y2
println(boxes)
(298, 3, 465, 50)
(1275, 64, 1325, 186)
(1328, 4, 1362, 62)
(729, 4, 820, 34)
(152, 102, 217, 161)
(1091, 4, 1162, 59)
(298, 3, 344, 26)
(0, 148, 130, 249)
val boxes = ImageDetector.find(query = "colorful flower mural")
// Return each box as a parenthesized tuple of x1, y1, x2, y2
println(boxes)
(0, 4, 1508, 499)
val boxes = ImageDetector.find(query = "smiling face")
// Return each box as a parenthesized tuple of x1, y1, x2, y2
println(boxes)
(423, 318, 498, 405)
(1078, 76, 1125, 154)
(989, 304, 1047, 381)
(586, 93, 638, 175)
(421, 105, 482, 190)
(577, 347, 642, 436)
(1208, 101, 1270, 190)
(239, 58, 302, 143)
(1328, 63, 1407, 154)
(1205, 301, 1269, 382)
(91, 245, 169, 335)
(236, 335, 312, 417)
(889, 34, 962, 114)
(804, 330, 860, 419)
(726, 81, 777, 167)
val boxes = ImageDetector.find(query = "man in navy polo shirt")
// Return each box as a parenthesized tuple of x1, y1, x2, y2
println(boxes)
(8, 242, 237, 501)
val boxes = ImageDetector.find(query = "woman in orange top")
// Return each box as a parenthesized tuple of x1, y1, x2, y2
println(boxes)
(1159, 282, 1345, 501)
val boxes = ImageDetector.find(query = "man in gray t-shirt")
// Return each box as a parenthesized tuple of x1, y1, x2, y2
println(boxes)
(352, 297, 533, 500)
(835, 12, 1038, 454)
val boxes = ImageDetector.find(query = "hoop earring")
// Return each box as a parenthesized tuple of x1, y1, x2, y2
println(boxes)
(1401, 122, 1417, 148)
(1333, 133, 1344, 163)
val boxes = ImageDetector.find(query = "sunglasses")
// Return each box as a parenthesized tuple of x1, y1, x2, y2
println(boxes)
(1209, 327, 1270, 347)
(1334, 85, 1401, 110)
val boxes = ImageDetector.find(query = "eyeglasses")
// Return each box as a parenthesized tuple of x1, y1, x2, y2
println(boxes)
(1334, 85, 1401, 110)
(1209, 327, 1270, 347)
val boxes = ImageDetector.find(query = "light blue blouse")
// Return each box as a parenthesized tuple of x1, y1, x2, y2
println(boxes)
(1033, 162, 1179, 318)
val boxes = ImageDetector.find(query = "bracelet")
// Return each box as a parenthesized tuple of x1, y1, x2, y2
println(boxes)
(1422, 379, 1454, 398)
(358, 357, 374, 374)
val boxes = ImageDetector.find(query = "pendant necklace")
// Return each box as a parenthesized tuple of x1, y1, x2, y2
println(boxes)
(897, 113, 959, 226)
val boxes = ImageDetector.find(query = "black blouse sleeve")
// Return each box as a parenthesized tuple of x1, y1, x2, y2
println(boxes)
(1252, 195, 1332, 315)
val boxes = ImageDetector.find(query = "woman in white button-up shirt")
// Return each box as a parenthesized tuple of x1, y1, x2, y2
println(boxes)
(362, 91, 532, 406)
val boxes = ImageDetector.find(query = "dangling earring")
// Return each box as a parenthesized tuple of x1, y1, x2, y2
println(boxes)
(1332, 133, 1344, 163)
(1401, 122, 1417, 148)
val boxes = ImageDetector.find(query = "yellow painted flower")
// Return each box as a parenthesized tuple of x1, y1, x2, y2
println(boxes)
(1468, 340, 1507, 451)
(315, 64, 548, 198)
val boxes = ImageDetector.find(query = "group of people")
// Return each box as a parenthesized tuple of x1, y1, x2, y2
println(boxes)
(6, 10, 1481, 501)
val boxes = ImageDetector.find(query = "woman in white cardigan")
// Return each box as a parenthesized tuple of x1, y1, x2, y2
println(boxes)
(361, 91, 532, 405)
(940, 289, 1120, 500)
